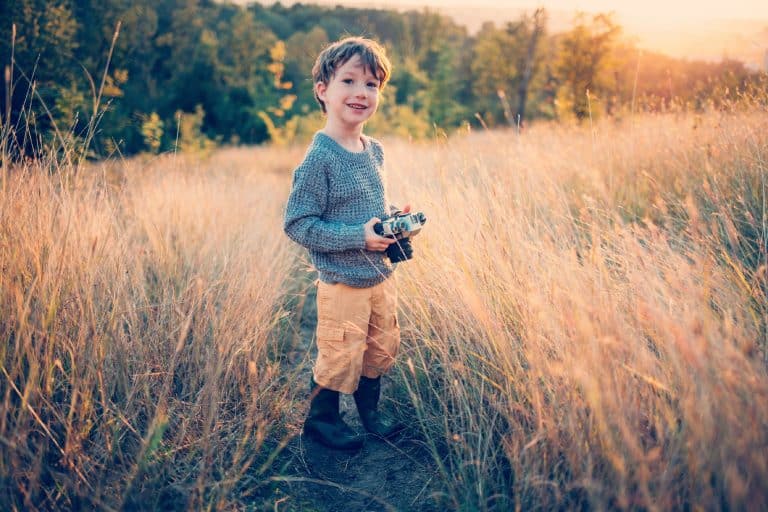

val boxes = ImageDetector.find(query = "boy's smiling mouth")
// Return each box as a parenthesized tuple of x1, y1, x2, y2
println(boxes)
(347, 103, 367, 110)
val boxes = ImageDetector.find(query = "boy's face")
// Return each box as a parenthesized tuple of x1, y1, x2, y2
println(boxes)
(315, 54, 381, 131)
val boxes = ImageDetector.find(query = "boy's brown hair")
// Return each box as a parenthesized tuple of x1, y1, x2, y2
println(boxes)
(311, 36, 392, 113)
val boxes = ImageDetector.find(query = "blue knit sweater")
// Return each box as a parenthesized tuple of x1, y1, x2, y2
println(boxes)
(283, 132, 394, 287)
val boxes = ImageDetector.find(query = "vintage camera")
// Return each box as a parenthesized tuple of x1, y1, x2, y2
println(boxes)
(373, 211, 427, 262)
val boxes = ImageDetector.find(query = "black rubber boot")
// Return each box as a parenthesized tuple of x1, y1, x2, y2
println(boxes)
(303, 378, 364, 451)
(353, 376, 404, 439)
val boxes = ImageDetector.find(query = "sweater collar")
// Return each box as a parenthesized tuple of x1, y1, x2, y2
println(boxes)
(314, 131, 370, 157)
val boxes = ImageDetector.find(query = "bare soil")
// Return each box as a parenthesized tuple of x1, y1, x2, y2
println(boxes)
(265, 276, 443, 512)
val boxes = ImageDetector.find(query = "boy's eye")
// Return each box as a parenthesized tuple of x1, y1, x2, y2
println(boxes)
(342, 79, 353, 84)
(367, 82, 379, 88)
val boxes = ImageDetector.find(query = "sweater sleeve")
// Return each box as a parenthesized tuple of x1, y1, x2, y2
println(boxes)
(369, 136, 384, 167)
(283, 153, 366, 253)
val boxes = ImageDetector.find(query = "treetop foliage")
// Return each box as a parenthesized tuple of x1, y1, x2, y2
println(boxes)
(0, 0, 764, 158)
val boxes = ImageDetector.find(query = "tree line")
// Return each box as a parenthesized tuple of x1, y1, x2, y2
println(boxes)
(1, 0, 765, 158)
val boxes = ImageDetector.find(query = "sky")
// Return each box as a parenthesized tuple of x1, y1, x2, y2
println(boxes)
(249, 0, 768, 67)
(256, 0, 768, 21)
(334, 0, 768, 21)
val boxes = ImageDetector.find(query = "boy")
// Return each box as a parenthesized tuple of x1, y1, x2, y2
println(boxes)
(283, 37, 407, 450)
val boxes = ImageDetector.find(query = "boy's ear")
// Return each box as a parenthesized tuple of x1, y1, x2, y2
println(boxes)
(315, 81, 327, 101)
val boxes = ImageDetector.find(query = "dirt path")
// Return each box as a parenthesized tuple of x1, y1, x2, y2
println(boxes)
(268, 277, 442, 512)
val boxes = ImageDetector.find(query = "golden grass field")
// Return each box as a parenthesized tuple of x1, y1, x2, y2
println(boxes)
(1, 110, 767, 510)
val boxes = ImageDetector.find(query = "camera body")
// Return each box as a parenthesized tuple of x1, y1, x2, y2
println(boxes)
(373, 211, 427, 262)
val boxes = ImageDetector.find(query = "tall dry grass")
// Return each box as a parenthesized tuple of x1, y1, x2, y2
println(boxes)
(385, 111, 768, 510)
(0, 148, 297, 509)
(1, 109, 767, 510)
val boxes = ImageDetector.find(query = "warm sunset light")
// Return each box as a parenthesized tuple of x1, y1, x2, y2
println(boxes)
(257, 0, 768, 66)
(279, 0, 768, 20)
(2, 0, 767, 510)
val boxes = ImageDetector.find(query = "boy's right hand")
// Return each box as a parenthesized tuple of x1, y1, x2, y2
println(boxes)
(364, 217, 396, 252)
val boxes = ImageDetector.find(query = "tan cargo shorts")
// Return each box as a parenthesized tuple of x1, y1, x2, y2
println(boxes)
(313, 277, 400, 394)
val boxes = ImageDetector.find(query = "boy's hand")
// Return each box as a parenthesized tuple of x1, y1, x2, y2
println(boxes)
(364, 217, 396, 252)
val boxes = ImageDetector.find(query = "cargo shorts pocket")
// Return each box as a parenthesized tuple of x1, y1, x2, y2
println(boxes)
(314, 324, 361, 394)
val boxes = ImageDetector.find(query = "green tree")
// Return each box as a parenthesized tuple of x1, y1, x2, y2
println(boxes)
(1, 0, 81, 155)
(470, 21, 526, 125)
(213, 7, 279, 143)
(425, 46, 467, 128)
(515, 8, 547, 126)
(71, 0, 159, 155)
(556, 13, 621, 120)
(3, 0, 761, 155)
(141, 111, 163, 153)
(284, 26, 329, 113)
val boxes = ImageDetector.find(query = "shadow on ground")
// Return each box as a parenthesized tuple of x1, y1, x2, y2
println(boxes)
(265, 271, 444, 511)
(272, 429, 441, 511)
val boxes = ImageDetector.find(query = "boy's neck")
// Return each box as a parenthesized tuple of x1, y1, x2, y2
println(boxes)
(321, 121, 365, 153)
